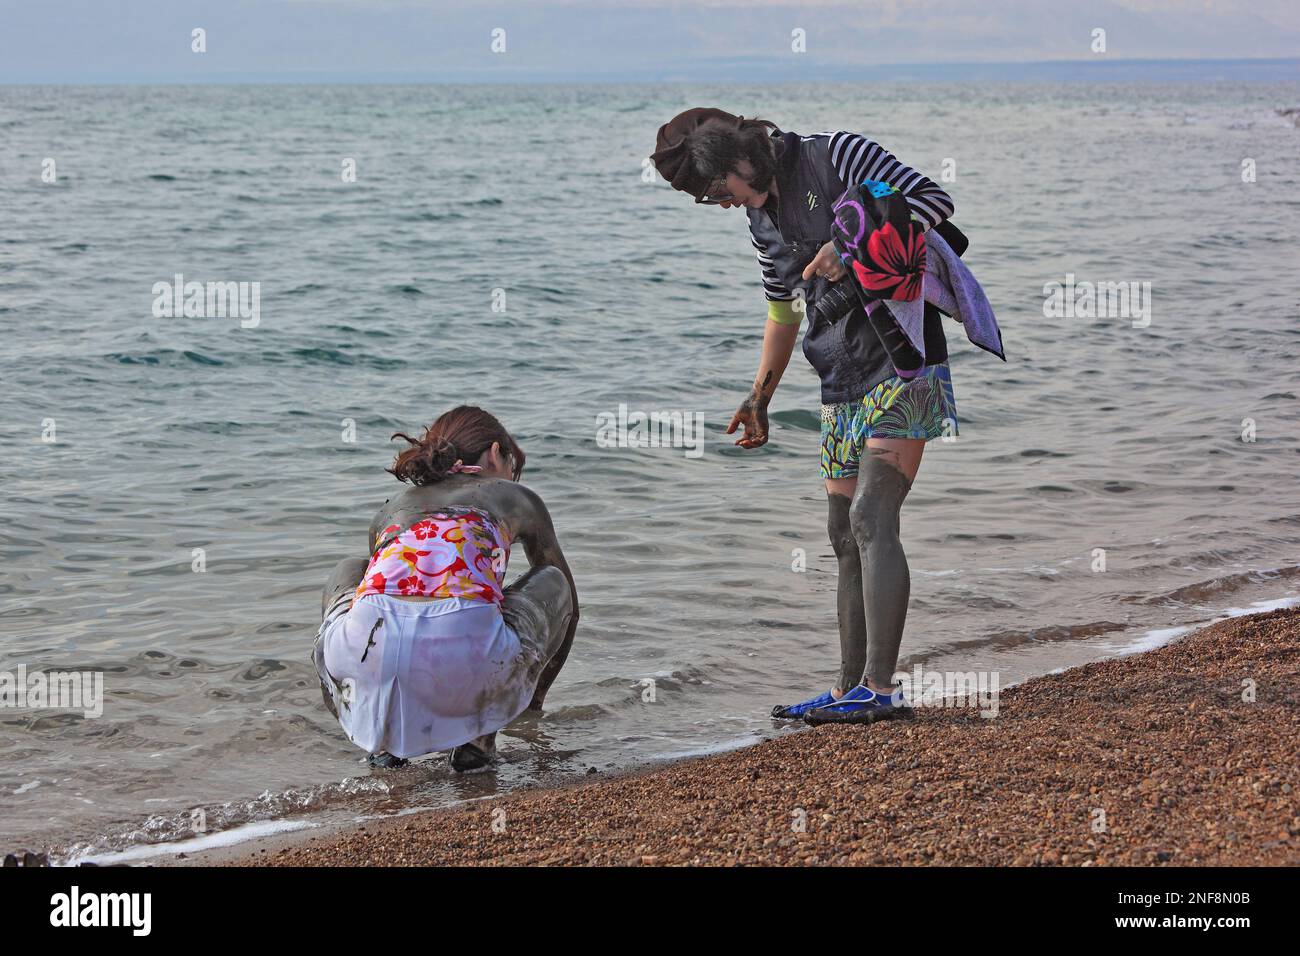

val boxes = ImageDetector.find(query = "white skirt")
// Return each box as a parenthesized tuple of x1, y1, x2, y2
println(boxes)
(313, 592, 542, 758)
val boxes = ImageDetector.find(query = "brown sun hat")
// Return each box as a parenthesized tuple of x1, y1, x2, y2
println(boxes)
(650, 107, 746, 201)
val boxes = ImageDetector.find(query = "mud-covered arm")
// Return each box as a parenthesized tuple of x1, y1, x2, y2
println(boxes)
(511, 485, 580, 629)
(366, 501, 394, 555)
(732, 220, 803, 448)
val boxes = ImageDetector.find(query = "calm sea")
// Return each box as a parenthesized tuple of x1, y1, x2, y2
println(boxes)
(2, 76, 1298, 860)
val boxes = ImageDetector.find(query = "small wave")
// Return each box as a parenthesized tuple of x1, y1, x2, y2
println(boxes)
(237, 659, 290, 682)
(106, 349, 224, 366)
(1102, 595, 1300, 658)
(54, 775, 393, 865)
(64, 819, 318, 867)
(948, 620, 1129, 653)
(954, 594, 1020, 611)
(1123, 565, 1300, 607)
(163, 419, 257, 435)
(768, 408, 820, 431)
(1027, 484, 1079, 496)
(286, 346, 398, 369)
(399, 211, 464, 223)
(183, 350, 224, 366)
(1101, 481, 1139, 493)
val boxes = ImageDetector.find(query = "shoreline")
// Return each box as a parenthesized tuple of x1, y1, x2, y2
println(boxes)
(187, 605, 1299, 867)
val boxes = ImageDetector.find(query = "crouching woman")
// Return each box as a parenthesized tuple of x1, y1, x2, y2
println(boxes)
(313, 406, 578, 772)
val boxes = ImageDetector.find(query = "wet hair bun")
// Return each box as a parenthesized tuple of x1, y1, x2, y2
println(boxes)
(387, 406, 526, 486)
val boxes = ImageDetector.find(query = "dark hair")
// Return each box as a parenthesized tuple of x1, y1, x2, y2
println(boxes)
(388, 406, 525, 485)
(689, 116, 781, 194)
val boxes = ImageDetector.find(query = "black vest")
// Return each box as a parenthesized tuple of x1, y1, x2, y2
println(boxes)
(747, 131, 952, 404)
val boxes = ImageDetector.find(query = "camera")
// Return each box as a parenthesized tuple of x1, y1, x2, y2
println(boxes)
(808, 277, 859, 326)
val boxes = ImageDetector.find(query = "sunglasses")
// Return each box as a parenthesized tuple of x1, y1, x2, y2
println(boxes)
(698, 174, 737, 205)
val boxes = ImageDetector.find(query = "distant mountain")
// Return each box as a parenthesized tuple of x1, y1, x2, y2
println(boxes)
(1, 0, 1298, 84)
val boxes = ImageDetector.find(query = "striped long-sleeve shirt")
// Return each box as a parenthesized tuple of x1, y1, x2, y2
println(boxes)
(753, 131, 953, 321)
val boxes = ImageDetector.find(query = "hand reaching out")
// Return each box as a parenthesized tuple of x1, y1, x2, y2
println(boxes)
(727, 389, 770, 448)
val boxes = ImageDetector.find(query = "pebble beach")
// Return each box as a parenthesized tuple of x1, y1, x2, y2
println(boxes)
(217, 606, 1299, 867)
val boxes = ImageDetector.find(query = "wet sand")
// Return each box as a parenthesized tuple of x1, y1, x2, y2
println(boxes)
(216, 607, 1299, 866)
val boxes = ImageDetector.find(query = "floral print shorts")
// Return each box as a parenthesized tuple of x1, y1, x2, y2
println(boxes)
(820, 363, 958, 479)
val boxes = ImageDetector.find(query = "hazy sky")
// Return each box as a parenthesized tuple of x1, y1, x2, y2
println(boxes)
(1, 0, 1297, 83)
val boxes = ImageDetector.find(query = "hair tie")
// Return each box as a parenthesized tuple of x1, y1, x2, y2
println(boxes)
(447, 459, 483, 475)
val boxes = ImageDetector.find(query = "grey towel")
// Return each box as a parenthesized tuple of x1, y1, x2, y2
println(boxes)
(884, 230, 1005, 364)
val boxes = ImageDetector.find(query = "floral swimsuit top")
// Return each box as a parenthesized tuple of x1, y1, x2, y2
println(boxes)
(353, 509, 511, 606)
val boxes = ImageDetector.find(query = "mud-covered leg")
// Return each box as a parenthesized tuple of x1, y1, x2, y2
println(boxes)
(828, 492, 867, 695)
(320, 557, 368, 619)
(317, 558, 409, 768)
(849, 452, 914, 688)
(315, 557, 369, 722)
(448, 566, 573, 774)
(502, 564, 575, 711)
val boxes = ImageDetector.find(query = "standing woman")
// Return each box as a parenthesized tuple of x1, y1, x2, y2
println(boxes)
(651, 108, 959, 724)
(313, 406, 578, 771)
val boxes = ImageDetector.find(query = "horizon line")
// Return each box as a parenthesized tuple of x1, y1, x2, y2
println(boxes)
(3, 55, 1298, 87)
